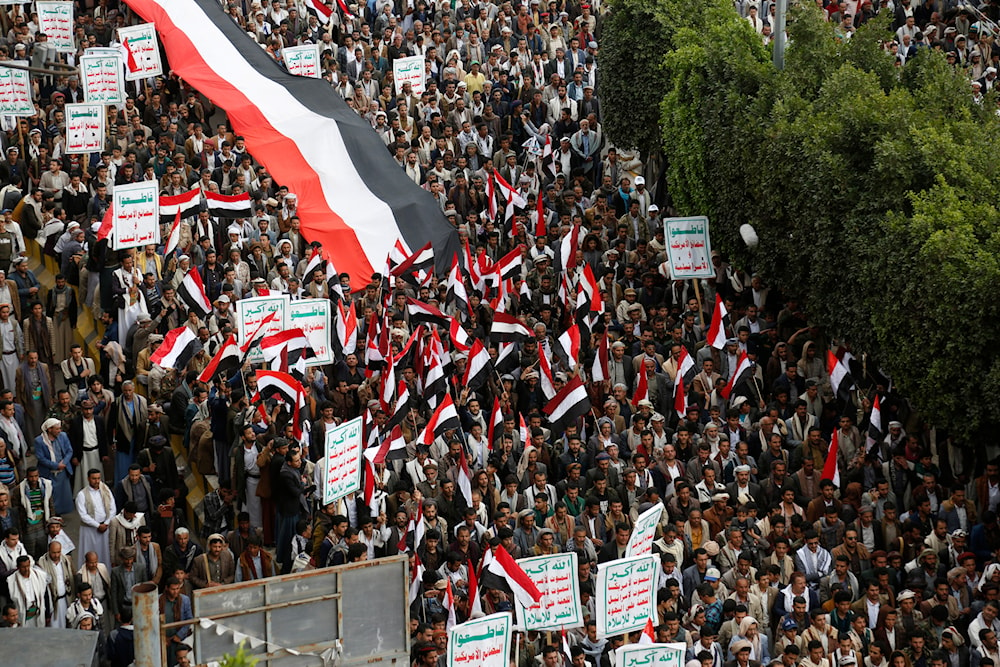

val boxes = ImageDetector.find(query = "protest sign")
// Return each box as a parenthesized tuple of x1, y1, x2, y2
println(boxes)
(664, 216, 714, 279)
(323, 416, 363, 504)
(596, 555, 659, 638)
(514, 552, 582, 630)
(283, 44, 321, 78)
(118, 23, 163, 80)
(447, 612, 511, 667)
(615, 643, 689, 667)
(36, 2, 74, 52)
(80, 52, 125, 105)
(289, 299, 333, 366)
(237, 295, 289, 361)
(392, 55, 426, 95)
(0, 62, 33, 116)
(625, 503, 662, 557)
(65, 104, 105, 154)
(112, 181, 160, 250)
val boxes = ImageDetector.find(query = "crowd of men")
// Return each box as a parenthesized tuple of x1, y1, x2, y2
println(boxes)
(0, 1, 995, 667)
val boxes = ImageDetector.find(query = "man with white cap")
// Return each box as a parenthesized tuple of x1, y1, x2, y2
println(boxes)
(979, 66, 997, 93)
(75, 468, 116, 568)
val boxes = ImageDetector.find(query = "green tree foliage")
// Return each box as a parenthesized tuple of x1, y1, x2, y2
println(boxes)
(604, 0, 1000, 437)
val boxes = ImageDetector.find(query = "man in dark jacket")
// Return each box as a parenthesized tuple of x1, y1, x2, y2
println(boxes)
(274, 442, 308, 574)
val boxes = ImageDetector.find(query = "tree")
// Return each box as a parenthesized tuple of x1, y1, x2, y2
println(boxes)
(640, 3, 1000, 439)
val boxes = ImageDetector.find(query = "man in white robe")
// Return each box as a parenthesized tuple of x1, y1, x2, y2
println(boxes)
(6, 554, 49, 626)
(75, 469, 116, 568)
(38, 540, 74, 628)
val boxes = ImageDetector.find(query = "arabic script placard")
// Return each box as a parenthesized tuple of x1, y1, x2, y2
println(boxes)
(118, 23, 163, 80)
(392, 54, 426, 95)
(664, 216, 714, 280)
(626, 503, 662, 558)
(80, 52, 125, 105)
(615, 643, 689, 667)
(323, 416, 363, 504)
(236, 295, 288, 363)
(596, 555, 659, 638)
(112, 181, 160, 250)
(289, 299, 332, 366)
(0, 62, 33, 116)
(65, 103, 105, 154)
(283, 44, 321, 78)
(37, 2, 74, 52)
(514, 551, 582, 630)
(448, 612, 511, 667)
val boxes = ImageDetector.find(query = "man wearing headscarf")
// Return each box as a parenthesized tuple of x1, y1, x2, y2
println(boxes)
(33, 416, 74, 515)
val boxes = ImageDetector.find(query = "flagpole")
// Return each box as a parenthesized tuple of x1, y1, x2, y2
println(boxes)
(691, 278, 704, 328)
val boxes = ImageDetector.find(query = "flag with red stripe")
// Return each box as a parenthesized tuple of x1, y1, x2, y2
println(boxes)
(159, 188, 200, 224)
(204, 190, 252, 218)
(150, 325, 199, 370)
(822, 428, 841, 488)
(632, 363, 649, 407)
(827, 349, 853, 399)
(706, 294, 729, 350)
(416, 392, 461, 445)
(557, 324, 581, 371)
(198, 333, 242, 383)
(487, 396, 502, 451)
(462, 339, 491, 392)
(720, 351, 752, 400)
(490, 311, 531, 344)
(591, 332, 609, 383)
(482, 545, 543, 609)
(336, 299, 358, 355)
(177, 268, 213, 318)
(543, 376, 591, 430)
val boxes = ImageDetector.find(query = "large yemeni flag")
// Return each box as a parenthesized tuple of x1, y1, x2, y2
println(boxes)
(125, 0, 459, 281)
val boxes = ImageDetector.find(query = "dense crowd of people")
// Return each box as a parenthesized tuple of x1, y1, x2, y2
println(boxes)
(0, 1, 995, 667)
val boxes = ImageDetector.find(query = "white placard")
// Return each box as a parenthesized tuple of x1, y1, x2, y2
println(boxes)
(447, 612, 511, 667)
(626, 503, 662, 557)
(36, 2, 74, 52)
(118, 23, 163, 81)
(236, 295, 289, 362)
(596, 555, 659, 638)
(616, 643, 689, 667)
(289, 299, 333, 366)
(664, 216, 714, 279)
(112, 181, 160, 250)
(283, 44, 321, 78)
(514, 552, 582, 630)
(322, 416, 363, 505)
(392, 54, 426, 95)
(0, 62, 32, 116)
(65, 103, 105, 154)
(80, 52, 125, 106)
